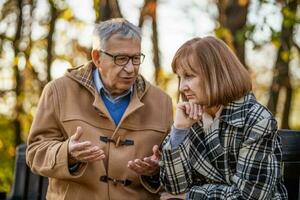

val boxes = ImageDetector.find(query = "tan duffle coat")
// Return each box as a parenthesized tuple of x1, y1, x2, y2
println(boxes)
(26, 62, 173, 200)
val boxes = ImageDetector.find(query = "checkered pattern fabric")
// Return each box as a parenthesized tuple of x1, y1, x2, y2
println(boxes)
(160, 93, 288, 199)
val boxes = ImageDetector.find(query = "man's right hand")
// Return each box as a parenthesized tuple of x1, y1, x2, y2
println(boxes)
(68, 126, 105, 165)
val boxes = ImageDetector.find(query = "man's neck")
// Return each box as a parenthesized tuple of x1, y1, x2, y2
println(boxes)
(93, 69, 132, 102)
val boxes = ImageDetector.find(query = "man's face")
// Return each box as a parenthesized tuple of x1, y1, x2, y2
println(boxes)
(93, 35, 141, 97)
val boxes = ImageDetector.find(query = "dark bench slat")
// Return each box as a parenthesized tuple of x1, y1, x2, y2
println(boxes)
(6, 130, 300, 200)
(7, 144, 48, 200)
(278, 129, 300, 200)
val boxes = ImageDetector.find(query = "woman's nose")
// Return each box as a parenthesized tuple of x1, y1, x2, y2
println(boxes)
(179, 80, 188, 92)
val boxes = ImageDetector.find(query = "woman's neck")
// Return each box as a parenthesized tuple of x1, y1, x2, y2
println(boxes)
(205, 105, 221, 119)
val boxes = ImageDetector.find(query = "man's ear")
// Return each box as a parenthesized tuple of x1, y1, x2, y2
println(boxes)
(91, 49, 101, 67)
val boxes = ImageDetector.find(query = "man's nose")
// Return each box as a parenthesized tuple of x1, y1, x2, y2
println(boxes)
(123, 59, 135, 73)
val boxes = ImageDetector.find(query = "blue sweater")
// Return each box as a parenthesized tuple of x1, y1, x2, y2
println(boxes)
(101, 91, 130, 125)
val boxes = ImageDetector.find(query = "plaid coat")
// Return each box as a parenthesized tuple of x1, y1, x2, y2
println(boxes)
(160, 93, 288, 200)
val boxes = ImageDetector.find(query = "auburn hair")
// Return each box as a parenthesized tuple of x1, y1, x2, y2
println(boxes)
(172, 36, 252, 106)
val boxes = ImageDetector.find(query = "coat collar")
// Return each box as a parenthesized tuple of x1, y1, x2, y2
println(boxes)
(219, 92, 256, 128)
(65, 61, 150, 100)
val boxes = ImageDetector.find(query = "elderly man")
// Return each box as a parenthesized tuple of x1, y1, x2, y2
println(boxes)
(26, 18, 173, 200)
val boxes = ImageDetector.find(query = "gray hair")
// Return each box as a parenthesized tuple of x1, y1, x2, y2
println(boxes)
(92, 18, 141, 50)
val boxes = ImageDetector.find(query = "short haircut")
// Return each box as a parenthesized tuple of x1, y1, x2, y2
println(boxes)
(92, 18, 141, 50)
(172, 36, 252, 106)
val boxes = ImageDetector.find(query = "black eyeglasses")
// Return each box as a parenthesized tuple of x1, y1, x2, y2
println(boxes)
(100, 50, 145, 66)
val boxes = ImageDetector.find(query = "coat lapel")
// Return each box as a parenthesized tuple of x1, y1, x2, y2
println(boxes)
(203, 120, 225, 163)
(189, 122, 225, 183)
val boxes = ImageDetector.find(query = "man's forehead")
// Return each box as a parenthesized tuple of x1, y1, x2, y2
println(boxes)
(107, 34, 141, 42)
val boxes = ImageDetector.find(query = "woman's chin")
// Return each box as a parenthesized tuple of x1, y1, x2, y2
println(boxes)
(188, 99, 199, 104)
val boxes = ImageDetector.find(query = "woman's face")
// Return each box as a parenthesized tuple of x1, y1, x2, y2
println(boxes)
(177, 69, 207, 105)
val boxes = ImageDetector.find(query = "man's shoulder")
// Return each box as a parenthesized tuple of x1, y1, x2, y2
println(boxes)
(148, 84, 170, 97)
(135, 75, 171, 100)
(144, 83, 172, 105)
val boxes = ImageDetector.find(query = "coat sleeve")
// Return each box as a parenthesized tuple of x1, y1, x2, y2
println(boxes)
(160, 135, 192, 194)
(140, 95, 174, 193)
(161, 118, 285, 200)
(26, 82, 87, 180)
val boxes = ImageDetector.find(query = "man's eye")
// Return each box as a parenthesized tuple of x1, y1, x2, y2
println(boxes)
(133, 56, 141, 61)
(115, 56, 128, 61)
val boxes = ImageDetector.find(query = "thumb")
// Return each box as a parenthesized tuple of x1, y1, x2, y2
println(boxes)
(73, 126, 83, 142)
(152, 145, 161, 159)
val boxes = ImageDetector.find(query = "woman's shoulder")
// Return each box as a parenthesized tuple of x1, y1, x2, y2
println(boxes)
(221, 92, 275, 128)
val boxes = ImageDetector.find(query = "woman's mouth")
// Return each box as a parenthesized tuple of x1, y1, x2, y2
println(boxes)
(185, 94, 194, 99)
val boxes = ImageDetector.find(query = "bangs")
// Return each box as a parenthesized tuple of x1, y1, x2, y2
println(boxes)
(171, 46, 198, 75)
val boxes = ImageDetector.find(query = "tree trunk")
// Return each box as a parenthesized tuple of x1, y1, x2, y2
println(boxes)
(282, 85, 292, 129)
(267, 0, 297, 129)
(13, 0, 23, 146)
(139, 0, 161, 85)
(96, 0, 122, 22)
(152, 15, 160, 85)
(217, 0, 249, 67)
(46, 0, 58, 83)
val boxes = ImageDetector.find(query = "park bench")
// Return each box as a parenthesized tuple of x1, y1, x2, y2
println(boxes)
(1, 129, 300, 200)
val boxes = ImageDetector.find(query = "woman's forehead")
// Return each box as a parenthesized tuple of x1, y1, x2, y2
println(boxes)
(175, 58, 196, 75)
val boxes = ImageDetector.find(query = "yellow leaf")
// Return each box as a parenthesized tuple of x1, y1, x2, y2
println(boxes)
(0, 139, 3, 150)
(8, 146, 16, 157)
(239, 0, 249, 6)
(271, 39, 281, 48)
(280, 51, 290, 62)
(61, 9, 73, 20)
(13, 56, 18, 66)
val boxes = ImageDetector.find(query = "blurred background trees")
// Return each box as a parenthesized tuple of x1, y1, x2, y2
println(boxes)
(0, 0, 299, 194)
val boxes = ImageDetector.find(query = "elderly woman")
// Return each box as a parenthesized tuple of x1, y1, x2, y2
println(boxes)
(160, 37, 288, 200)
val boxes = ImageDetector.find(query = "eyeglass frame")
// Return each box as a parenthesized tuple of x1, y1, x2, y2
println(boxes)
(99, 49, 145, 66)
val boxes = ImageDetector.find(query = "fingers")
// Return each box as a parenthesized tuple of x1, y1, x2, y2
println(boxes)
(73, 126, 83, 141)
(70, 141, 92, 152)
(71, 146, 105, 163)
(127, 160, 143, 173)
(127, 158, 159, 176)
(143, 157, 159, 166)
(198, 104, 203, 116)
(75, 145, 100, 157)
(184, 102, 190, 115)
(160, 192, 174, 200)
(79, 150, 105, 162)
(184, 102, 202, 121)
(160, 192, 185, 200)
(152, 145, 161, 160)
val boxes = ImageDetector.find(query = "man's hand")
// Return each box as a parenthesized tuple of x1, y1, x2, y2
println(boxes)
(68, 126, 105, 165)
(160, 192, 186, 200)
(127, 145, 161, 176)
(174, 102, 202, 129)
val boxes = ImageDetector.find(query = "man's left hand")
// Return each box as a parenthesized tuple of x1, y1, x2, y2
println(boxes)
(127, 145, 161, 176)
(160, 192, 186, 200)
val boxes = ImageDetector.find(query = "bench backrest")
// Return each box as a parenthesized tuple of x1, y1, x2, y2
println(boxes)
(6, 130, 300, 200)
(279, 129, 300, 200)
(6, 144, 48, 200)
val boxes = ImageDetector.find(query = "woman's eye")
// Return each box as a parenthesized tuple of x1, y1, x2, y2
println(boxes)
(185, 74, 194, 79)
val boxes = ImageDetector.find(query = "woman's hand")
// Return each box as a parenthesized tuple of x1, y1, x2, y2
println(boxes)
(174, 102, 202, 129)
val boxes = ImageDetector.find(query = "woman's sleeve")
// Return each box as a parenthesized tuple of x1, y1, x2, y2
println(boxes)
(160, 135, 193, 194)
(187, 118, 284, 199)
